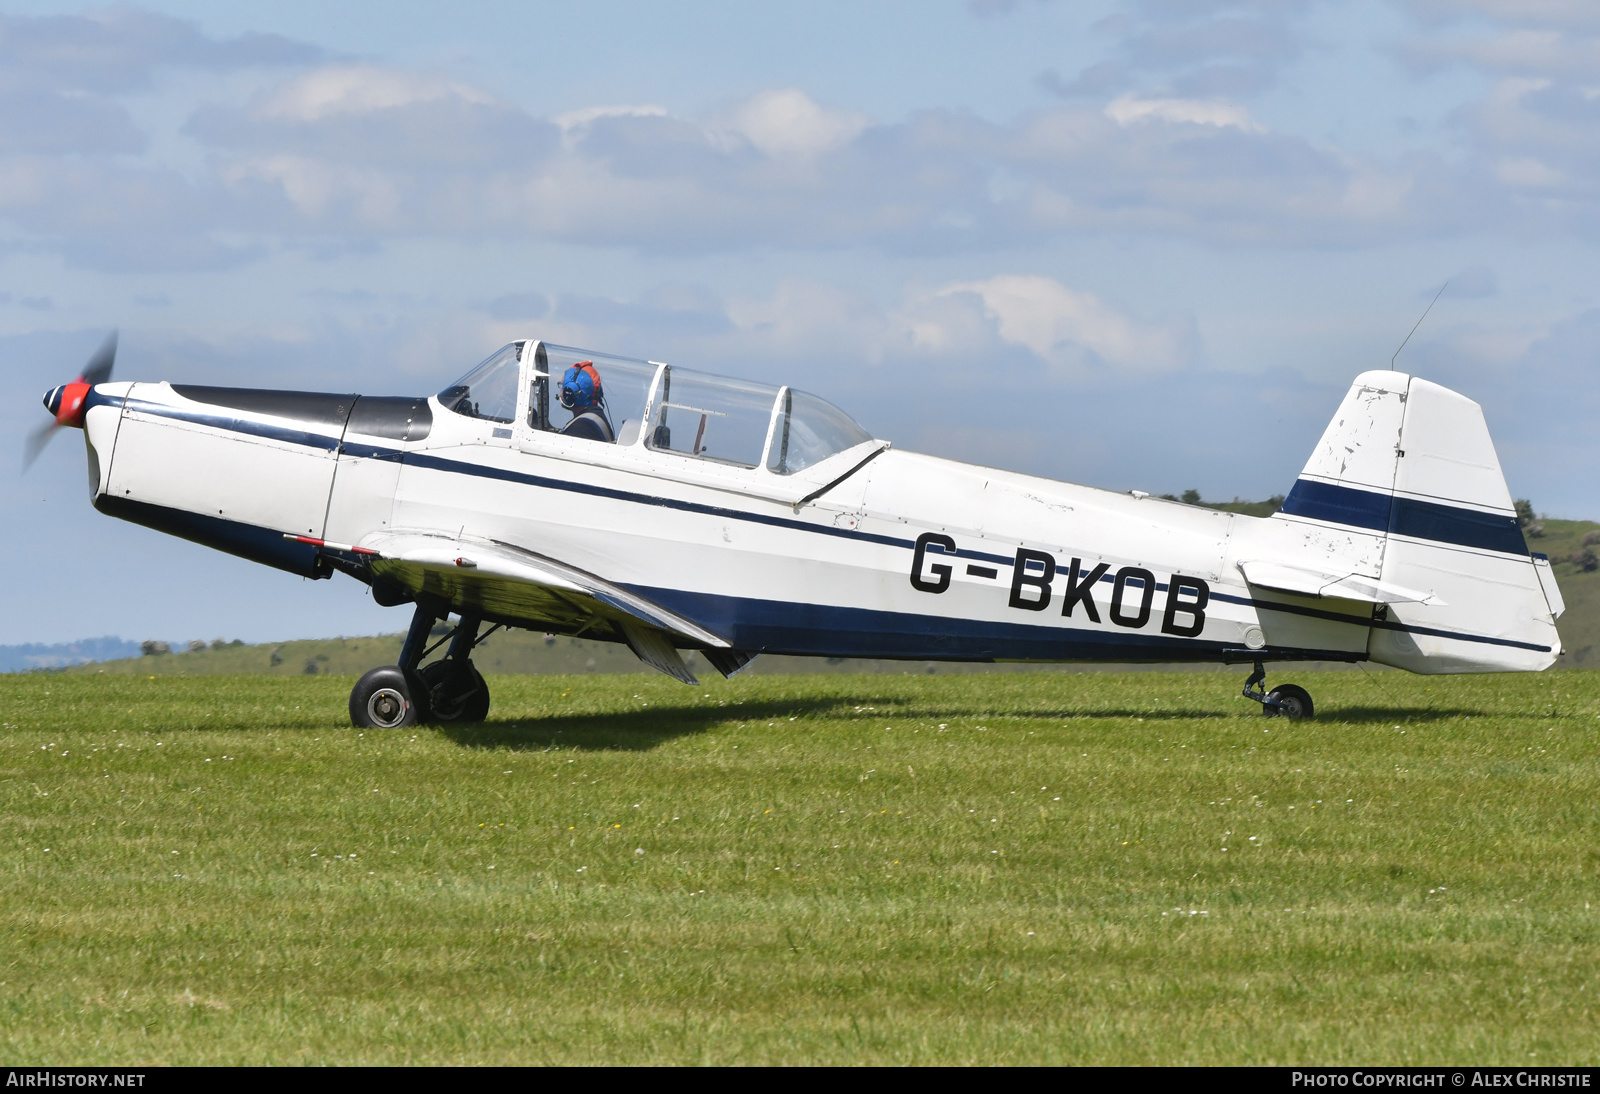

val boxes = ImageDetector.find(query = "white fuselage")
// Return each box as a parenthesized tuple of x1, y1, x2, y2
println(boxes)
(80, 367, 1561, 675)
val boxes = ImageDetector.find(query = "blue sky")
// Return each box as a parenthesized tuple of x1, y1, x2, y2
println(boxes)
(4, 0, 1598, 645)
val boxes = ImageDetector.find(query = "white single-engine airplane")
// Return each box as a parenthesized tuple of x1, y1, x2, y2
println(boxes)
(31, 333, 1564, 728)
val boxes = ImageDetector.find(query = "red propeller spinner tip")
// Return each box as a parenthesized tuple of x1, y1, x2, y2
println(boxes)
(43, 380, 91, 428)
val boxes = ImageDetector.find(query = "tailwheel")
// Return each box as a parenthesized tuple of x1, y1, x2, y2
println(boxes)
(1263, 684, 1314, 719)
(1241, 660, 1314, 719)
(350, 666, 421, 729)
(419, 659, 490, 723)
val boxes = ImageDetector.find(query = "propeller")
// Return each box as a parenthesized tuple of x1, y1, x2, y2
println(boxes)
(24, 331, 116, 471)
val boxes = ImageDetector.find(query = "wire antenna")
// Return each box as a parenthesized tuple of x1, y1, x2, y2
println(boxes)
(1391, 281, 1449, 370)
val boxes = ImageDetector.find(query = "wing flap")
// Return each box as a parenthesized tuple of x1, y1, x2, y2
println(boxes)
(703, 648, 759, 678)
(363, 532, 731, 655)
(618, 619, 699, 685)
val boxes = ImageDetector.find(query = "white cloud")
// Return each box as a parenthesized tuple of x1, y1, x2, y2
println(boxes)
(1407, 0, 1600, 33)
(1105, 93, 1263, 132)
(938, 275, 1194, 372)
(257, 65, 494, 122)
(1336, 166, 1419, 221)
(550, 104, 672, 155)
(1409, 28, 1600, 77)
(1452, 76, 1599, 208)
(1401, 10, 1600, 215)
(0, 75, 1487, 268)
(219, 154, 403, 222)
(526, 274, 1192, 382)
(724, 279, 894, 359)
(552, 104, 669, 131)
(5, 19, 1598, 273)
(719, 89, 868, 158)
(1496, 157, 1565, 188)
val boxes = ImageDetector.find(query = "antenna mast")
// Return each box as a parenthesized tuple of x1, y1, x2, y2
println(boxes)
(1391, 281, 1449, 370)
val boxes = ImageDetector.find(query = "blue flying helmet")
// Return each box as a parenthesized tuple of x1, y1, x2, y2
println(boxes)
(560, 361, 603, 411)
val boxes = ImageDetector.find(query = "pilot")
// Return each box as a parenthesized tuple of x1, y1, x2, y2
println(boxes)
(558, 360, 615, 443)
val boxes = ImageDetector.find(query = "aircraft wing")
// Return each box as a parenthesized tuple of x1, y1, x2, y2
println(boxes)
(1236, 560, 1440, 606)
(357, 532, 734, 684)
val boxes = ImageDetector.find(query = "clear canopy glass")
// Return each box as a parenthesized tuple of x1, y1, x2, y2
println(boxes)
(531, 343, 660, 444)
(767, 388, 875, 474)
(438, 339, 877, 468)
(647, 367, 779, 468)
(438, 342, 522, 424)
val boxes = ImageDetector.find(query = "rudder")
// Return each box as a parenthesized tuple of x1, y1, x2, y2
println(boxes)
(1372, 376, 1558, 672)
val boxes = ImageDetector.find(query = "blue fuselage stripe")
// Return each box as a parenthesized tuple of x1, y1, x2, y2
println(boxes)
(1389, 495, 1527, 556)
(1282, 479, 1527, 556)
(629, 584, 1239, 661)
(1281, 478, 1390, 531)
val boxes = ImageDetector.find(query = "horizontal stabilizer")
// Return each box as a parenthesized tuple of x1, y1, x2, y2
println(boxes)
(1237, 560, 1438, 605)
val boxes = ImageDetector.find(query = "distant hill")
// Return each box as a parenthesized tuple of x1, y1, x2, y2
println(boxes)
(31, 505, 1600, 676)
(60, 629, 1184, 678)
(1188, 493, 1287, 519)
(0, 637, 140, 673)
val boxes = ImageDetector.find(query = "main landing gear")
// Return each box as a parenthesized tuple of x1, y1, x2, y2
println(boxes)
(1241, 661, 1314, 719)
(349, 602, 496, 729)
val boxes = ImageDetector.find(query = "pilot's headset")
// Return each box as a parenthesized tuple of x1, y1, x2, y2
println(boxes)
(559, 361, 603, 412)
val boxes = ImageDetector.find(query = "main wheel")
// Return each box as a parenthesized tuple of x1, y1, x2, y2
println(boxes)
(419, 660, 490, 723)
(350, 666, 421, 729)
(1263, 683, 1314, 719)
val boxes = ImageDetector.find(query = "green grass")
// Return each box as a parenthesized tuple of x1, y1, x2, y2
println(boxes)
(3, 671, 1599, 1065)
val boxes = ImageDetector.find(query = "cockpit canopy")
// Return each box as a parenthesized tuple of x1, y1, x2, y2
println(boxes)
(437, 343, 520, 424)
(438, 341, 874, 474)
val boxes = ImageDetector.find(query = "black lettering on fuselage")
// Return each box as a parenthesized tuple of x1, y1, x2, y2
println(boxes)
(911, 532, 957, 593)
(1161, 574, 1210, 637)
(986, 546, 1209, 640)
(1009, 548, 1055, 610)
(1060, 558, 1109, 622)
(1109, 566, 1155, 628)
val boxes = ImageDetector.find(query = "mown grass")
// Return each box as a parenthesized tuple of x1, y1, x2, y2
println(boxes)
(2, 670, 1598, 1065)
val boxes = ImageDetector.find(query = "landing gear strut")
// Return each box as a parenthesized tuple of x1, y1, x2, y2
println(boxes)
(1241, 660, 1314, 719)
(348, 603, 496, 728)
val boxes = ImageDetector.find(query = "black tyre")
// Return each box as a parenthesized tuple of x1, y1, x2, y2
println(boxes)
(350, 666, 420, 729)
(404, 667, 432, 725)
(419, 660, 491, 723)
(1263, 683, 1314, 719)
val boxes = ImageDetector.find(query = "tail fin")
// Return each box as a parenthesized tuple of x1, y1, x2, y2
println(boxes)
(1275, 370, 1560, 673)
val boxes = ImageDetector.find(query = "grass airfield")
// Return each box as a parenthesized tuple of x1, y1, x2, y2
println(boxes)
(2, 670, 1598, 1065)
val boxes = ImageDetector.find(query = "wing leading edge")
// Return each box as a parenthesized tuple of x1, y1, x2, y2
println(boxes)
(358, 532, 748, 684)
